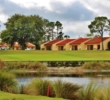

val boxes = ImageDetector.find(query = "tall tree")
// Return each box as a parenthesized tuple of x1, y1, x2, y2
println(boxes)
(56, 32, 64, 39)
(55, 21, 63, 37)
(88, 16, 109, 50)
(42, 20, 63, 42)
(2, 14, 45, 49)
(42, 19, 49, 42)
(47, 22, 55, 40)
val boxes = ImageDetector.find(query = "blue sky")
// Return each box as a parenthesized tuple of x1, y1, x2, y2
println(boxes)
(0, 0, 110, 38)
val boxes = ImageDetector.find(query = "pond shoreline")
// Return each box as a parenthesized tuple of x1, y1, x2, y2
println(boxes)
(13, 67, 110, 73)
(46, 67, 110, 72)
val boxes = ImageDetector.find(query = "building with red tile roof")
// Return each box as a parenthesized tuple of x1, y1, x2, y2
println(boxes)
(40, 39, 63, 50)
(70, 38, 89, 45)
(25, 42, 36, 50)
(85, 37, 109, 44)
(57, 39, 75, 45)
(56, 39, 75, 50)
(69, 38, 90, 50)
(40, 37, 110, 50)
(0, 43, 9, 50)
(85, 37, 110, 50)
(44, 39, 62, 46)
(13, 42, 21, 50)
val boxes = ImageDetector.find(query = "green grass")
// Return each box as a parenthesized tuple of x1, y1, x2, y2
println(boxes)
(0, 50, 110, 61)
(0, 91, 64, 100)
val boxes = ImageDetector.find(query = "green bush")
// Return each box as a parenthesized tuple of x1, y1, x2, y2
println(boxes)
(82, 62, 110, 70)
(52, 79, 81, 100)
(29, 62, 47, 71)
(98, 84, 110, 100)
(78, 82, 99, 100)
(0, 71, 18, 93)
(3, 61, 47, 71)
(27, 79, 54, 96)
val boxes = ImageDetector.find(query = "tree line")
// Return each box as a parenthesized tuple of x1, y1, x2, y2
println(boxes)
(0, 14, 69, 49)
(1, 14, 110, 50)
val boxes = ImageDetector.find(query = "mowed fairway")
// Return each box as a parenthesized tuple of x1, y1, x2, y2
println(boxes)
(0, 91, 64, 100)
(0, 50, 110, 61)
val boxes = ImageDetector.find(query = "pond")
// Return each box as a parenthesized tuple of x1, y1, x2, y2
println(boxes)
(16, 72, 110, 86)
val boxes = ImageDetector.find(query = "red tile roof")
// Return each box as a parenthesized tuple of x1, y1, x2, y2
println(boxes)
(0, 43, 7, 47)
(44, 39, 62, 46)
(26, 42, 35, 47)
(85, 37, 110, 44)
(14, 42, 20, 47)
(56, 39, 75, 45)
(70, 38, 89, 45)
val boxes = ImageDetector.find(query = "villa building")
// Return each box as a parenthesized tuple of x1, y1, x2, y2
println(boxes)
(40, 37, 110, 50)
(69, 38, 90, 50)
(85, 37, 110, 50)
(40, 39, 63, 50)
(56, 39, 75, 50)
(13, 42, 21, 50)
(25, 42, 36, 50)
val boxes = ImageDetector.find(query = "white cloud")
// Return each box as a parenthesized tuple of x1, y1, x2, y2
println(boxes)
(62, 21, 90, 38)
(79, 0, 110, 16)
(52, 0, 76, 7)
(0, 14, 8, 23)
(1, 0, 110, 37)
(8, 0, 76, 11)
(9, 0, 52, 10)
(0, 6, 10, 23)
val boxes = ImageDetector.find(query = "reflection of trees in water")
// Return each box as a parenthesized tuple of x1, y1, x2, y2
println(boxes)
(16, 72, 48, 77)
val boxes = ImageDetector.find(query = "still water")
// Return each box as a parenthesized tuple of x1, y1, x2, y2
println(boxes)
(16, 72, 110, 86)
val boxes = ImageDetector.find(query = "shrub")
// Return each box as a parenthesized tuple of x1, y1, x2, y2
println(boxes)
(77, 82, 99, 100)
(0, 71, 18, 93)
(82, 62, 110, 70)
(3, 61, 47, 71)
(27, 78, 54, 96)
(17, 84, 36, 95)
(4, 61, 17, 70)
(98, 84, 110, 100)
(52, 79, 81, 100)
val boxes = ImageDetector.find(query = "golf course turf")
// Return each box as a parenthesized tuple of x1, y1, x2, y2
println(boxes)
(0, 91, 64, 100)
(0, 50, 110, 61)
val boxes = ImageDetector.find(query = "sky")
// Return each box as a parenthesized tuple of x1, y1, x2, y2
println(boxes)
(0, 0, 110, 38)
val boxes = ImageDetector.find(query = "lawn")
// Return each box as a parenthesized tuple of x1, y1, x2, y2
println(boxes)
(0, 91, 64, 100)
(0, 50, 110, 61)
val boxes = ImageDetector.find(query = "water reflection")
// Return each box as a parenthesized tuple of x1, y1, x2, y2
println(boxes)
(16, 72, 110, 86)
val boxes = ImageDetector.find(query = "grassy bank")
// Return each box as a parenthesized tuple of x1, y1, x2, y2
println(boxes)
(0, 71, 80, 100)
(1, 71, 110, 100)
(0, 91, 64, 100)
(0, 50, 110, 61)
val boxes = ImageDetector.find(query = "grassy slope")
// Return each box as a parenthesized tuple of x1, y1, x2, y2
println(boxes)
(0, 91, 64, 100)
(0, 50, 110, 61)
